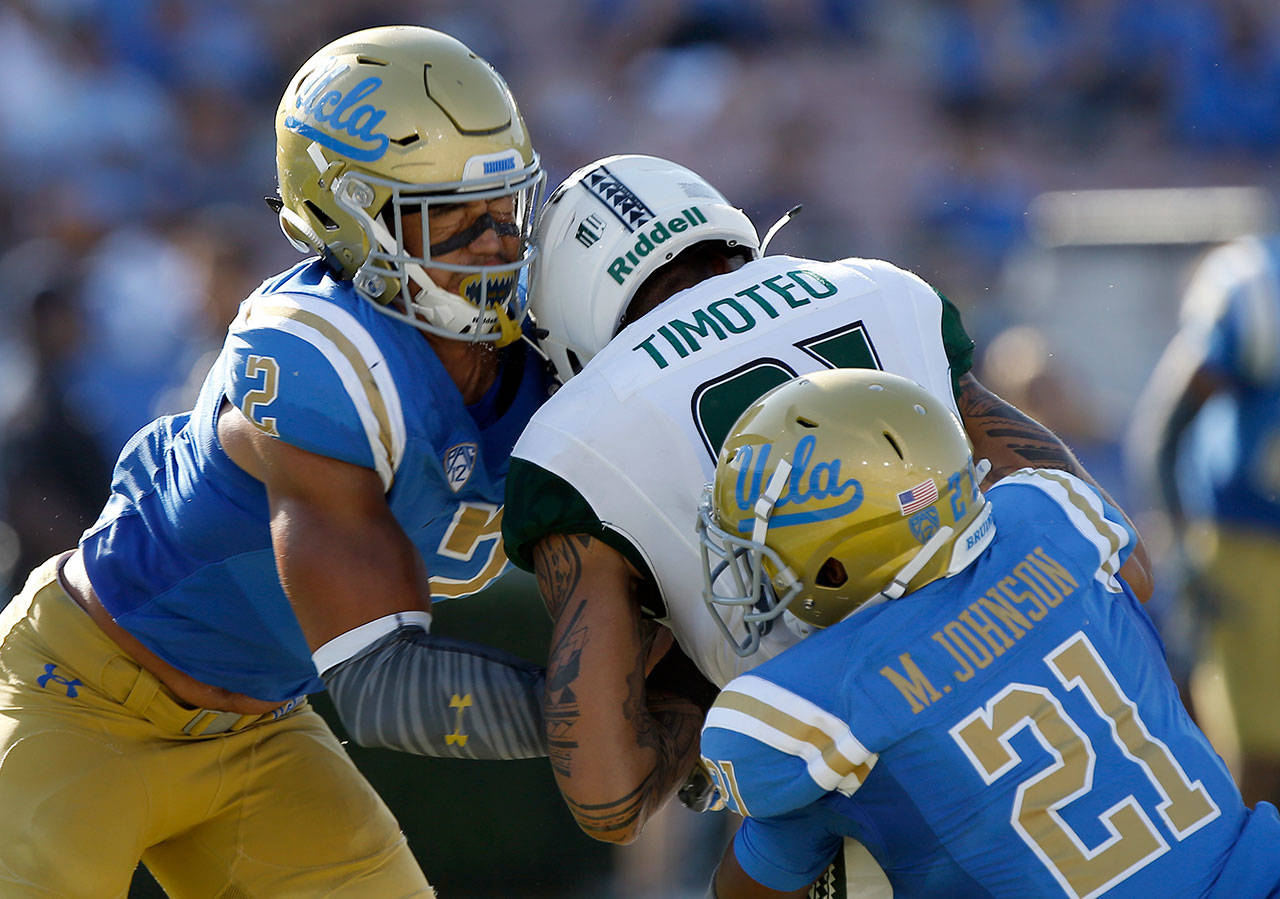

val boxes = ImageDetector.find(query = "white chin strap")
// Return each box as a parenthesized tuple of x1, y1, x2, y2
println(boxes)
(751, 457, 793, 545)
(880, 525, 955, 602)
(840, 524, 956, 626)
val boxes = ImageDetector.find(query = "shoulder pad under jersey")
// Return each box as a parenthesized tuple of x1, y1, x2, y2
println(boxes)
(224, 291, 406, 489)
(989, 469, 1135, 593)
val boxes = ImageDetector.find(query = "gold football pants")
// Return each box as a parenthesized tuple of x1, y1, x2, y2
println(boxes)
(0, 555, 433, 898)
(1190, 526, 1280, 761)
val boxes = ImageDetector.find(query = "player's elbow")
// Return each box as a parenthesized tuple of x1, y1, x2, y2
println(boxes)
(571, 812, 642, 845)
(1121, 551, 1154, 604)
(558, 770, 653, 844)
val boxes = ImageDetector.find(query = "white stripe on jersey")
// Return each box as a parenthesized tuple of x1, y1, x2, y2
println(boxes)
(998, 469, 1129, 592)
(247, 294, 406, 489)
(707, 674, 877, 797)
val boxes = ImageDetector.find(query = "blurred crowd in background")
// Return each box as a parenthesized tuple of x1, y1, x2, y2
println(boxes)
(2, 1, 1279, 895)
(3, 0, 1280, 589)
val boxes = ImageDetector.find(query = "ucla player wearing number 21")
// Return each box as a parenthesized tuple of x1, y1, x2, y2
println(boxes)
(0, 26, 550, 897)
(698, 369, 1280, 898)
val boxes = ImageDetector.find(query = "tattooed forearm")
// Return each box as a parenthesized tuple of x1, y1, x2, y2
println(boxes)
(544, 597, 588, 778)
(532, 534, 591, 619)
(980, 429, 1076, 465)
(956, 374, 1081, 480)
(647, 690, 705, 774)
(563, 682, 703, 842)
(535, 533, 706, 842)
(565, 774, 652, 840)
(958, 373, 1154, 600)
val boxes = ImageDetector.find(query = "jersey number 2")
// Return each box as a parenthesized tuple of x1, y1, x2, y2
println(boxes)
(242, 355, 280, 436)
(949, 631, 1219, 899)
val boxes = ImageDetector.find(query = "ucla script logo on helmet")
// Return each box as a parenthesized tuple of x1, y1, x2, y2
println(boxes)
(285, 58, 390, 162)
(729, 435, 863, 532)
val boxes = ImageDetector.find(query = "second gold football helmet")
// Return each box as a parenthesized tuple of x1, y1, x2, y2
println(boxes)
(697, 369, 994, 655)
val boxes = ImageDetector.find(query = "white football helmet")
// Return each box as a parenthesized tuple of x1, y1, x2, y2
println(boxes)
(275, 26, 544, 344)
(529, 154, 760, 381)
(697, 369, 994, 656)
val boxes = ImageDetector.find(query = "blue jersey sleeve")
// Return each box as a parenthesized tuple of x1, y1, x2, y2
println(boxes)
(222, 293, 406, 489)
(733, 810, 844, 891)
(988, 470, 1136, 593)
(700, 672, 877, 820)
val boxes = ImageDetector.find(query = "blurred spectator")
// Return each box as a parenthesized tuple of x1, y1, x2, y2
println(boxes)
(1162, 0, 1280, 157)
(0, 246, 112, 596)
(924, 0, 1064, 129)
(911, 121, 1036, 293)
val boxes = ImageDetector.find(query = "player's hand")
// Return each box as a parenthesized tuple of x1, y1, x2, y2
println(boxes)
(677, 760, 725, 813)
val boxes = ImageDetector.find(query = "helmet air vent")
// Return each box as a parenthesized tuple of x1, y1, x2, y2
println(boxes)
(795, 416, 819, 429)
(390, 133, 421, 147)
(816, 558, 848, 587)
(303, 200, 339, 231)
(356, 56, 389, 66)
(883, 432, 905, 460)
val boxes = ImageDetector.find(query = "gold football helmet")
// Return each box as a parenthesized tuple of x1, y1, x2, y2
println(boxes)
(275, 26, 543, 344)
(697, 369, 994, 655)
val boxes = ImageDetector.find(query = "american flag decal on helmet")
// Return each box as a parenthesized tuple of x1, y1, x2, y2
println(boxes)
(897, 479, 938, 516)
(584, 166, 655, 231)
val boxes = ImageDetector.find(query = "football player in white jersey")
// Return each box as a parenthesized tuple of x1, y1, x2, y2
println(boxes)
(502, 154, 1151, 847)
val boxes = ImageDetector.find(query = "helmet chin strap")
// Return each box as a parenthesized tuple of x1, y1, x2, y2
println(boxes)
(760, 204, 803, 254)
(837, 524, 957, 627)
(880, 525, 955, 601)
(863, 458, 997, 611)
(751, 457, 793, 545)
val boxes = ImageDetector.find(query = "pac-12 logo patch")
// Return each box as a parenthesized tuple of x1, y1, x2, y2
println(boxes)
(908, 507, 941, 544)
(444, 443, 478, 492)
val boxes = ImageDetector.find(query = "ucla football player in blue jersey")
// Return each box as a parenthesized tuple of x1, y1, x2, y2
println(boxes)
(0, 26, 551, 896)
(1130, 234, 1280, 810)
(697, 369, 1280, 898)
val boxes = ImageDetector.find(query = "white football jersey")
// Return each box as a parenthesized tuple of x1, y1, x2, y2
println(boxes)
(512, 254, 963, 686)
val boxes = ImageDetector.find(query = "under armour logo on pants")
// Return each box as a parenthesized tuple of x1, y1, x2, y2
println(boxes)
(37, 663, 83, 697)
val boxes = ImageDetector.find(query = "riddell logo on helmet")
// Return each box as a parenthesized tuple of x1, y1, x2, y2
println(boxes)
(285, 58, 391, 163)
(607, 207, 708, 284)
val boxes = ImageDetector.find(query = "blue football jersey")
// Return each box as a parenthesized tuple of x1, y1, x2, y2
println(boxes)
(1178, 234, 1280, 529)
(701, 469, 1280, 897)
(79, 260, 549, 701)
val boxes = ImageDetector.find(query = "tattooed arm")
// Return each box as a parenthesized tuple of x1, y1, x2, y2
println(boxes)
(956, 373, 1153, 602)
(532, 533, 704, 844)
